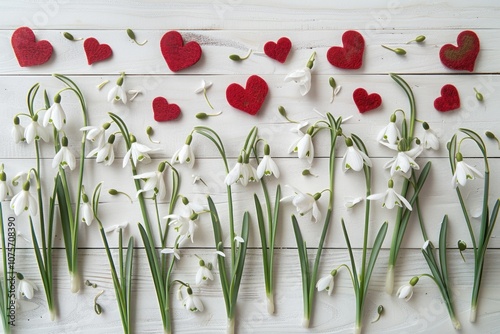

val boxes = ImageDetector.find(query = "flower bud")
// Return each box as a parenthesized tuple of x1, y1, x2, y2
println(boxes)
(108, 189, 119, 195)
(126, 28, 136, 40)
(129, 134, 137, 143)
(329, 77, 336, 88)
(103, 122, 111, 130)
(13, 116, 20, 125)
(229, 54, 242, 61)
(182, 196, 189, 205)
(394, 48, 407, 55)
(345, 137, 353, 147)
(455, 152, 463, 162)
(185, 135, 193, 145)
(54, 93, 61, 104)
(61, 136, 69, 147)
(107, 134, 116, 144)
(146, 126, 154, 136)
(63, 32, 76, 41)
(158, 161, 166, 173)
(390, 113, 397, 123)
(458, 240, 467, 251)
(313, 192, 321, 200)
(278, 106, 286, 117)
(409, 276, 419, 286)
(22, 181, 30, 191)
(264, 144, 270, 156)
(199, 259, 205, 267)
(415, 35, 426, 43)
(196, 113, 208, 119)
(485, 131, 496, 139)
(422, 122, 430, 130)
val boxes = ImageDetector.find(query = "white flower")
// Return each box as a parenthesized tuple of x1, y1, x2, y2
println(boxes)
(284, 67, 312, 96)
(43, 100, 66, 130)
(342, 138, 372, 172)
(25, 117, 50, 144)
(422, 240, 431, 250)
(224, 158, 259, 186)
(161, 247, 181, 260)
(196, 260, 214, 285)
(10, 182, 37, 216)
(344, 196, 363, 209)
(290, 121, 309, 134)
(225, 160, 242, 186)
(166, 209, 198, 243)
(123, 139, 157, 168)
(367, 179, 412, 211)
(0, 169, 12, 201)
(104, 222, 128, 233)
(52, 137, 76, 170)
(397, 283, 415, 301)
(16, 274, 38, 300)
(452, 153, 483, 188)
(12, 117, 25, 143)
(107, 75, 127, 104)
(257, 145, 280, 179)
(289, 128, 314, 165)
(422, 123, 439, 150)
(87, 134, 116, 166)
(234, 235, 245, 247)
(194, 80, 212, 93)
(377, 115, 400, 146)
(81, 123, 110, 148)
(81, 200, 94, 226)
(384, 144, 422, 178)
(316, 271, 336, 296)
(182, 288, 204, 312)
(134, 163, 168, 200)
(281, 186, 321, 223)
(172, 135, 195, 168)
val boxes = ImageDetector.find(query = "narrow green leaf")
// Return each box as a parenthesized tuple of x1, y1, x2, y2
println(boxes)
(292, 215, 310, 320)
(125, 237, 134, 326)
(447, 134, 458, 173)
(438, 216, 449, 288)
(230, 212, 250, 317)
(363, 222, 388, 294)
(341, 219, 359, 288)
(55, 174, 72, 267)
(254, 195, 269, 283)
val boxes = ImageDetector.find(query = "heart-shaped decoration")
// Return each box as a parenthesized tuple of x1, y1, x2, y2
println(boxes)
(434, 84, 460, 112)
(84, 38, 113, 65)
(226, 75, 268, 116)
(327, 30, 364, 70)
(11, 27, 53, 67)
(264, 37, 292, 63)
(152, 97, 181, 122)
(353, 88, 382, 113)
(160, 31, 202, 72)
(440, 30, 479, 72)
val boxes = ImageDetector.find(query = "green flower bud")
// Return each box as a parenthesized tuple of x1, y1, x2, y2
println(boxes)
(329, 77, 336, 88)
(390, 113, 397, 123)
(103, 122, 111, 130)
(182, 196, 189, 205)
(158, 161, 166, 173)
(394, 48, 407, 55)
(485, 131, 496, 139)
(388, 179, 394, 189)
(264, 144, 270, 156)
(22, 181, 30, 191)
(455, 152, 463, 162)
(458, 240, 467, 251)
(61, 136, 69, 147)
(146, 126, 154, 136)
(126, 28, 136, 40)
(229, 54, 242, 61)
(63, 32, 75, 41)
(345, 137, 353, 147)
(13, 116, 20, 125)
(16, 273, 24, 280)
(107, 134, 116, 144)
(409, 276, 419, 286)
(94, 303, 102, 315)
(196, 113, 208, 119)
(278, 106, 286, 117)
(415, 35, 426, 43)
(199, 259, 205, 267)
(422, 122, 430, 130)
(129, 134, 137, 143)
(82, 193, 89, 203)
(377, 305, 384, 315)
(185, 135, 193, 145)
(313, 192, 321, 201)
(54, 93, 61, 104)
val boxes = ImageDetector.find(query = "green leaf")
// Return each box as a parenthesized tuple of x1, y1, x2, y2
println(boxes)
(389, 73, 416, 139)
(460, 128, 487, 159)
(363, 222, 388, 293)
(341, 219, 359, 289)
(125, 237, 134, 325)
(254, 195, 269, 283)
(229, 212, 250, 317)
(55, 174, 72, 268)
(292, 215, 310, 319)
(438, 216, 449, 288)
(447, 134, 458, 173)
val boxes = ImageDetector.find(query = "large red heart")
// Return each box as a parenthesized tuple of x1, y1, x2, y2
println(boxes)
(353, 88, 382, 113)
(152, 97, 181, 122)
(327, 30, 364, 70)
(434, 84, 460, 112)
(160, 31, 202, 72)
(84, 38, 113, 65)
(439, 31, 479, 72)
(11, 27, 53, 67)
(226, 75, 268, 116)
(264, 37, 292, 63)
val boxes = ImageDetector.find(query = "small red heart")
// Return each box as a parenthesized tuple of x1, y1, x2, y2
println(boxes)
(84, 38, 112, 65)
(264, 37, 292, 63)
(440, 31, 479, 72)
(11, 27, 53, 67)
(160, 31, 202, 72)
(226, 75, 268, 116)
(353, 88, 382, 113)
(434, 84, 460, 112)
(152, 97, 181, 122)
(327, 30, 364, 70)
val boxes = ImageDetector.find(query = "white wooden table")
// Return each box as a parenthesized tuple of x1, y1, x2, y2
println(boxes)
(1, 1, 499, 333)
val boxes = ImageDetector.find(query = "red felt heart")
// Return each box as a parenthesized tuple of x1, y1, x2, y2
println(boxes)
(160, 31, 202, 72)
(434, 84, 460, 112)
(327, 30, 364, 70)
(264, 37, 292, 63)
(226, 75, 268, 116)
(11, 27, 53, 67)
(152, 97, 181, 122)
(84, 38, 112, 65)
(440, 31, 479, 72)
(353, 88, 382, 113)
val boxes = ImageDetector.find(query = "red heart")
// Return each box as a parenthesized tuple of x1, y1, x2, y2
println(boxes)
(160, 31, 202, 72)
(434, 84, 460, 112)
(440, 31, 479, 72)
(152, 97, 181, 122)
(264, 37, 292, 63)
(226, 75, 268, 116)
(327, 31, 364, 70)
(353, 88, 382, 113)
(84, 38, 112, 65)
(11, 27, 53, 67)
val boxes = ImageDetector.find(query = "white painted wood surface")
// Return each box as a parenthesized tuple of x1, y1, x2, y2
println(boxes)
(1, 1, 500, 333)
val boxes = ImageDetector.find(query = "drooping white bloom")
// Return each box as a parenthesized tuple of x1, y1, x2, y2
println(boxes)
(452, 153, 483, 188)
(171, 135, 195, 168)
(344, 196, 363, 209)
(384, 144, 422, 178)
(104, 222, 128, 233)
(257, 144, 280, 179)
(0, 168, 12, 201)
(161, 247, 181, 260)
(196, 260, 214, 285)
(43, 98, 66, 130)
(11, 182, 37, 216)
(81, 123, 110, 148)
(81, 201, 94, 226)
(16, 274, 38, 300)
(316, 271, 336, 296)
(25, 117, 50, 144)
(421, 123, 439, 150)
(367, 179, 412, 211)
(194, 79, 213, 94)
(52, 137, 76, 170)
(12, 117, 25, 143)
(397, 283, 415, 301)
(289, 128, 315, 165)
(107, 74, 127, 104)
(123, 137, 157, 168)
(281, 186, 321, 223)
(166, 206, 199, 243)
(87, 134, 116, 166)
(342, 138, 372, 172)
(234, 235, 245, 247)
(134, 163, 168, 200)
(225, 159, 243, 186)
(377, 114, 400, 146)
(182, 288, 204, 312)
(224, 157, 259, 186)
(284, 67, 312, 96)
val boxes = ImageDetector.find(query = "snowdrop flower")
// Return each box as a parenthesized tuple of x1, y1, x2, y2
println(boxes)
(182, 287, 204, 312)
(344, 196, 363, 209)
(81, 122, 111, 148)
(12, 116, 25, 143)
(52, 136, 76, 170)
(81, 191, 94, 226)
(133, 162, 168, 200)
(16, 273, 38, 300)
(452, 152, 483, 188)
(342, 137, 372, 172)
(225, 156, 259, 186)
(25, 115, 50, 144)
(123, 135, 157, 168)
(257, 144, 280, 179)
(284, 51, 316, 96)
(281, 185, 322, 223)
(166, 209, 199, 243)
(11, 181, 37, 216)
(0, 167, 12, 201)
(289, 121, 309, 134)
(397, 276, 419, 302)
(104, 222, 128, 233)
(289, 127, 315, 165)
(161, 246, 181, 260)
(171, 135, 195, 168)
(421, 122, 439, 150)
(196, 259, 214, 285)
(377, 114, 401, 146)
(107, 73, 127, 104)
(384, 140, 422, 178)
(225, 156, 243, 186)
(43, 94, 66, 130)
(234, 235, 245, 247)
(194, 79, 212, 94)
(316, 269, 337, 296)
(87, 134, 116, 166)
(367, 179, 412, 211)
